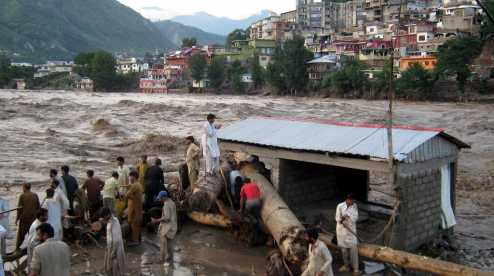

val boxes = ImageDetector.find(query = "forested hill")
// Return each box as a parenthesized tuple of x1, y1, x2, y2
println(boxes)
(0, 0, 177, 62)
(154, 20, 227, 47)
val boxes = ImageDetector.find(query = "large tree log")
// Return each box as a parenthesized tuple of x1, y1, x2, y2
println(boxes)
(189, 162, 232, 212)
(187, 211, 232, 228)
(237, 161, 308, 265)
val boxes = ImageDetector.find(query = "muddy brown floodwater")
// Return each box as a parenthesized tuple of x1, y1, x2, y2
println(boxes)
(0, 90, 493, 275)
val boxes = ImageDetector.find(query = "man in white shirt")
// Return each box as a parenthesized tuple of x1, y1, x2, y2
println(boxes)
(335, 193, 359, 275)
(21, 208, 48, 275)
(116, 156, 130, 202)
(203, 113, 221, 176)
(29, 223, 70, 276)
(42, 189, 63, 241)
(302, 228, 333, 276)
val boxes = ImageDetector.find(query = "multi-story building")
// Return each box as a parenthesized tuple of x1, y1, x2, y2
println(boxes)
(261, 13, 281, 38)
(139, 65, 182, 93)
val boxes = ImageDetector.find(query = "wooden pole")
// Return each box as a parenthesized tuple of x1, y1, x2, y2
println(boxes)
(187, 211, 231, 228)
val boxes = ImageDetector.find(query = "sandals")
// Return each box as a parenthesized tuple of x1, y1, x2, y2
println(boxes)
(338, 266, 350, 272)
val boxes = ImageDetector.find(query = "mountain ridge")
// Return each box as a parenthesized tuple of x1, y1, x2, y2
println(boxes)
(171, 10, 273, 35)
(154, 20, 227, 47)
(0, 0, 177, 62)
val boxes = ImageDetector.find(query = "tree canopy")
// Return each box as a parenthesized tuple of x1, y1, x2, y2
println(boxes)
(396, 62, 433, 98)
(226, 28, 250, 46)
(0, 57, 36, 88)
(91, 50, 117, 90)
(434, 36, 483, 95)
(250, 51, 263, 89)
(189, 53, 207, 83)
(181, 37, 198, 48)
(207, 57, 225, 89)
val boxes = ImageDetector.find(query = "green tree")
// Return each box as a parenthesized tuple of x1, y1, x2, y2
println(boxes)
(277, 34, 314, 94)
(264, 61, 286, 92)
(396, 62, 433, 97)
(207, 57, 225, 89)
(328, 59, 369, 94)
(250, 51, 263, 89)
(372, 60, 397, 91)
(227, 60, 245, 80)
(91, 50, 117, 91)
(230, 71, 244, 93)
(434, 36, 483, 98)
(73, 52, 95, 77)
(189, 53, 207, 83)
(226, 28, 250, 46)
(0, 57, 11, 87)
(181, 37, 197, 48)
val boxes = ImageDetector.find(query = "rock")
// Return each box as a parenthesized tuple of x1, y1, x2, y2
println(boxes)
(437, 239, 451, 250)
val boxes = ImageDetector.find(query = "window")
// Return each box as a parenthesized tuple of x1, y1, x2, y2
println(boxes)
(425, 61, 429, 65)
(418, 35, 426, 41)
(369, 28, 374, 32)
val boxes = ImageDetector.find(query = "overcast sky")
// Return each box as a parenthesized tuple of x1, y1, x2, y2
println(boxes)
(116, 0, 296, 21)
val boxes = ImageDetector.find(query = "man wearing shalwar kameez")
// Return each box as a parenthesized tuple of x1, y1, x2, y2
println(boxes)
(185, 136, 200, 189)
(302, 228, 334, 276)
(335, 193, 359, 275)
(42, 189, 63, 241)
(20, 208, 47, 275)
(16, 182, 40, 249)
(152, 190, 177, 263)
(100, 207, 127, 276)
(0, 196, 13, 256)
(125, 171, 143, 246)
(135, 155, 150, 193)
(203, 113, 221, 176)
(52, 179, 70, 235)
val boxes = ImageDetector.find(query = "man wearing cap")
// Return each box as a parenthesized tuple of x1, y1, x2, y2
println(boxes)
(152, 190, 177, 263)
(203, 113, 221, 176)
(335, 193, 359, 275)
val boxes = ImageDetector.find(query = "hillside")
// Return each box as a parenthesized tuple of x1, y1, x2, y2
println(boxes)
(0, 0, 177, 62)
(171, 10, 272, 35)
(154, 20, 226, 47)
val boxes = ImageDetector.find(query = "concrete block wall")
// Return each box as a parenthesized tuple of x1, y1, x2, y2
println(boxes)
(402, 167, 442, 249)
(280, 160, 340, 205)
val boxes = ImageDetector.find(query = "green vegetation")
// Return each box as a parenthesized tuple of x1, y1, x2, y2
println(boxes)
(226, 28, 251, 46)
(396, 62, 433, 98)
(434, 36, 483, 98)
(372, 60, 397, 91)
(207, 57, 226, 89)
(323, 60, 369, 94)
(0, 0, 176, 62)
(189, 53, 208, 83)
(154, 20, 226, 47)
(264, 61, 286, 93)
(265, 34, 313, 94)
(250, 51, 263, 89)
(181, 37, 198, 48)
(0, 57, 36, 88)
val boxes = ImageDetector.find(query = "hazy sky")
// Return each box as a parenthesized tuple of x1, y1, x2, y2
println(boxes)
(116, 0, 296, 21)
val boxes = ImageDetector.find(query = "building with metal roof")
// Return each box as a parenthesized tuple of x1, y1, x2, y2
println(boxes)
(218, 117, 470, 250)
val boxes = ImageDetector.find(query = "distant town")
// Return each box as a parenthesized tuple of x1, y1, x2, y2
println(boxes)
(3, 0, 493, 96)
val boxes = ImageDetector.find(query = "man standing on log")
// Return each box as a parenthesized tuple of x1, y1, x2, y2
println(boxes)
(237, 178, 261, 227)
(125, 171, 143, 246)
(82, 170, 105, 217)
(60, 165, 78, 216)
(203, 113, 221, 176)
(185, 136, 200, 189)
(335, 193, 359, 275)
(16, 182, 40, 250)
(100, 207, 126, 276)
(144, 158, 165, 212)
(135, 155, 150, 193)
(116, 157, 130, 202)
(302, 228, 333, 276)
(152, 190, 177, 264)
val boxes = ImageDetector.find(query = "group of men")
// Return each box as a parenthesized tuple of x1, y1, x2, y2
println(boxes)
(302, 193, 360, 276)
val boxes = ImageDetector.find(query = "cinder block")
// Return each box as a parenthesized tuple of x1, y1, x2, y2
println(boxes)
(419, 171, 426, 178)
(416, 178, 423, 185)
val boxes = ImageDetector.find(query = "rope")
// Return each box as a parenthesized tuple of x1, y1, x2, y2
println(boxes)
(265, 206, 289, 222)
(219, 166, 234, 209)
(283, 256, 294, 276)
(368, 200, 401, 243)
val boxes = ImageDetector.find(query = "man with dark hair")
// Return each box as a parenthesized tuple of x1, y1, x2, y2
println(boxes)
(152, 190, 177, 264)
(49, 169, 67, 197)
(16, 182, 40, 249)
(60, 165, 78, 216)
(237, 179, 261, 227)
(336, 193, 359, 275)
(302, 228, 333, 276)
(125, 171, 143, 246)
(116, 156, 130, 202)
(229, 171, 245, 205)
(203, 113, 221, 176)
(103, 172, 119, 214)
(82, 169, 105, 216)
(135, 155, 149, 193)
(144, 158, 165, 211)
(22, 208, 48, 275)
(185, 136, 200, 189)
(50, 179, 69, 239)
(30, 223, 70, 276)
(100, 207, 126, 275)
(42, 188, 63, 241)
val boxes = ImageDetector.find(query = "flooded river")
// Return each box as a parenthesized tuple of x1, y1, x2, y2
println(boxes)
(0, 90, 493, 274)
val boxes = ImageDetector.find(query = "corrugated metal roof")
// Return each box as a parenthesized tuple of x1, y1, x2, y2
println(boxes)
(217, 117, 469, 162)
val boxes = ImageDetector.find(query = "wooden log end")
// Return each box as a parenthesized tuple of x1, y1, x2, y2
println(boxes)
(189, 190, 213, 212)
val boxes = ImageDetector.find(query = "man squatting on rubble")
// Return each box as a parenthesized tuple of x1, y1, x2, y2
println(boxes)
(302, 228, 334, 276)
(152, 190, 177, 264)
(335, 193, 359, 275)
(237, 178, 262, 227)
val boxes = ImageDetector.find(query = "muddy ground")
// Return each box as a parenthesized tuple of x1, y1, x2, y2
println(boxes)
(0, 90, 493, 274)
